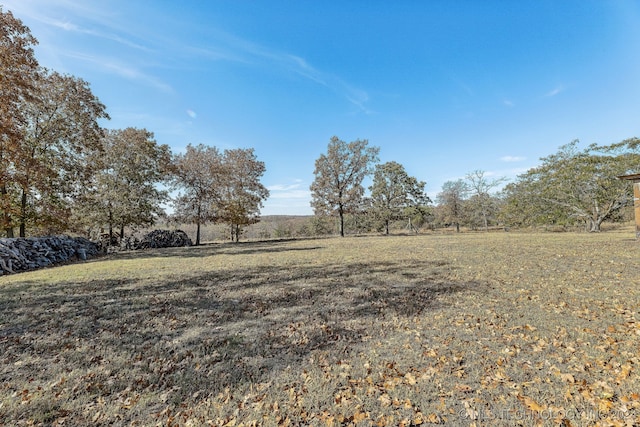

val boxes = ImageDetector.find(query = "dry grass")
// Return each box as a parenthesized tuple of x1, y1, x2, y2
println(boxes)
(1, 230, 639, 426)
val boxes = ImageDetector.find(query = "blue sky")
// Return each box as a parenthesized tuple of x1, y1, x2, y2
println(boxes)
(3, 1, 640, 215)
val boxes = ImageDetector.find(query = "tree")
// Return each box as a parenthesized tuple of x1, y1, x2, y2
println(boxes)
(16, 70, 108, 236)
(0, 7, 39, 237)
(436, 179, 469, 232)
(218, 148, 269, 242)
(79, 128, 170, 240)
(369, 161, 430, 235)
(310, 136, 379, 237)
(465, 170, 506, 231)
(501, 139, 640, 231)
(169, 144, 224, 245)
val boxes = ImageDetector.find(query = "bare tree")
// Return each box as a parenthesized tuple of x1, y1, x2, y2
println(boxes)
(310, 136, 379, 237)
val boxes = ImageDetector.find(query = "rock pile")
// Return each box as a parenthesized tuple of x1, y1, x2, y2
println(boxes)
(134, 229, 192, 249)
(0, 236, 100, 275)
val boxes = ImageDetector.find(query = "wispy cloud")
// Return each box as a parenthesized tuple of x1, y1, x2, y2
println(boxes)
(267, 180, 311, 200)
(185, 31, 373, 113)
(268, 183, 301, 192)
(262, 181, 312, 215)
(500, 155, 525, 162)
(544, 84, 565, 97)
(283, 54, 372, 113)
(65, 51, 174, 93)
(182, 45, 248, 64)
(269, 189, 312, 200)
(450, 76, 474, 96)
(503, 99, 514, 107)
(4, 0, 151, 51)
(258, 52, 372, 113)
(49, 18, 153, 52)
(5, 0, 372, 113)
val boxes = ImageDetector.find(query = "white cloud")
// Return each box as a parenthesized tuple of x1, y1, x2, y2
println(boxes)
(265, 180, 312, 215)
(269, 189, 311, 200)
(268, 184, 298, 192)
(267, 180, 309, 199)
(262, 180, 312, 215)
(6, 0, 371, 113)
(267, 179, 305, 192)
(4, 0, 150, 51)
(64, 51, 174, 93)
(544, 85, 565, 97)
(503, 99, 514, 107)
(189, 31, 373, 113)
(500, 155, 525, 162)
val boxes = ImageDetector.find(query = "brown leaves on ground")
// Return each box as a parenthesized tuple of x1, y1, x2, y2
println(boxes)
(0, 231, 639, 426)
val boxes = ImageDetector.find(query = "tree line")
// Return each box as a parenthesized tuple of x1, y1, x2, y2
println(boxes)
(0, 8, 268, 242)
(3, 8, 638, 242)
(310, 136, 640, 235)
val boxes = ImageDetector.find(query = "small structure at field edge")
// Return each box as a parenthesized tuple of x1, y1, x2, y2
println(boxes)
(619, 173, 640, 238)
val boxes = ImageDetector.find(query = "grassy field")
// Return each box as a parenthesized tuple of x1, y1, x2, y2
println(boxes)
(1, 230, 639, 426)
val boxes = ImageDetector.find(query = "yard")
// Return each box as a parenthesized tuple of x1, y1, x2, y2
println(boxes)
(1, 230, 639, 426)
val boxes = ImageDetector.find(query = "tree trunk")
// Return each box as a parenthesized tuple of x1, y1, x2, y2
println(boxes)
(19, 189, 27, 237)
(455, 222, 460, 233)
(385, 219, 389, 235)
(195, 204, 201, 246)
(339, 205, 345, 237)
(107, 202, 114, 243)
(1, 183, 14, 237)
(234, 224, 240, 242)
(119, 224, 125, 239)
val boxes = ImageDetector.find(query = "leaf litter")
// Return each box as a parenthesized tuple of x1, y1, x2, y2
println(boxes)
(0, 231, 638, 426)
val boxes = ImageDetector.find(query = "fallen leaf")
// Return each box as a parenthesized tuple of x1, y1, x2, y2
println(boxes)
(378, 394, 391, 407)
(517, 394, 546, 412)
(352, 411, 368, 423)
(405, 372, 417, 385)
(425, 413, 441, 424)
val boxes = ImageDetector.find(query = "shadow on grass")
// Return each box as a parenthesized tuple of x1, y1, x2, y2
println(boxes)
(106, 238, 324, 260)
(0, 255, 484, 423)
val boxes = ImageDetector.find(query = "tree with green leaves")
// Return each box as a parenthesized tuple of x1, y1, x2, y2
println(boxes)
(436, 179, 469, 232)
(16, 70, 108, 236)
(218, 148, 269, 242)
(465, 170, 506, 231)
(310, 136, 379, 237)
(501, 139, 640, 231)
(369, 161, 429, 235)
(169, 144, 224, 245)
(78, 128, 170, 240)
(0, 7, 39, 237)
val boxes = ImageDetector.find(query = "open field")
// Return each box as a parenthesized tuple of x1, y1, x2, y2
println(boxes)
(1, 230, 639, 426)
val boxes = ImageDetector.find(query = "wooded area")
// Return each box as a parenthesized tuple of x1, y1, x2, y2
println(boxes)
(0, 8, 269, 244)
(310, 136, 639, 236)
